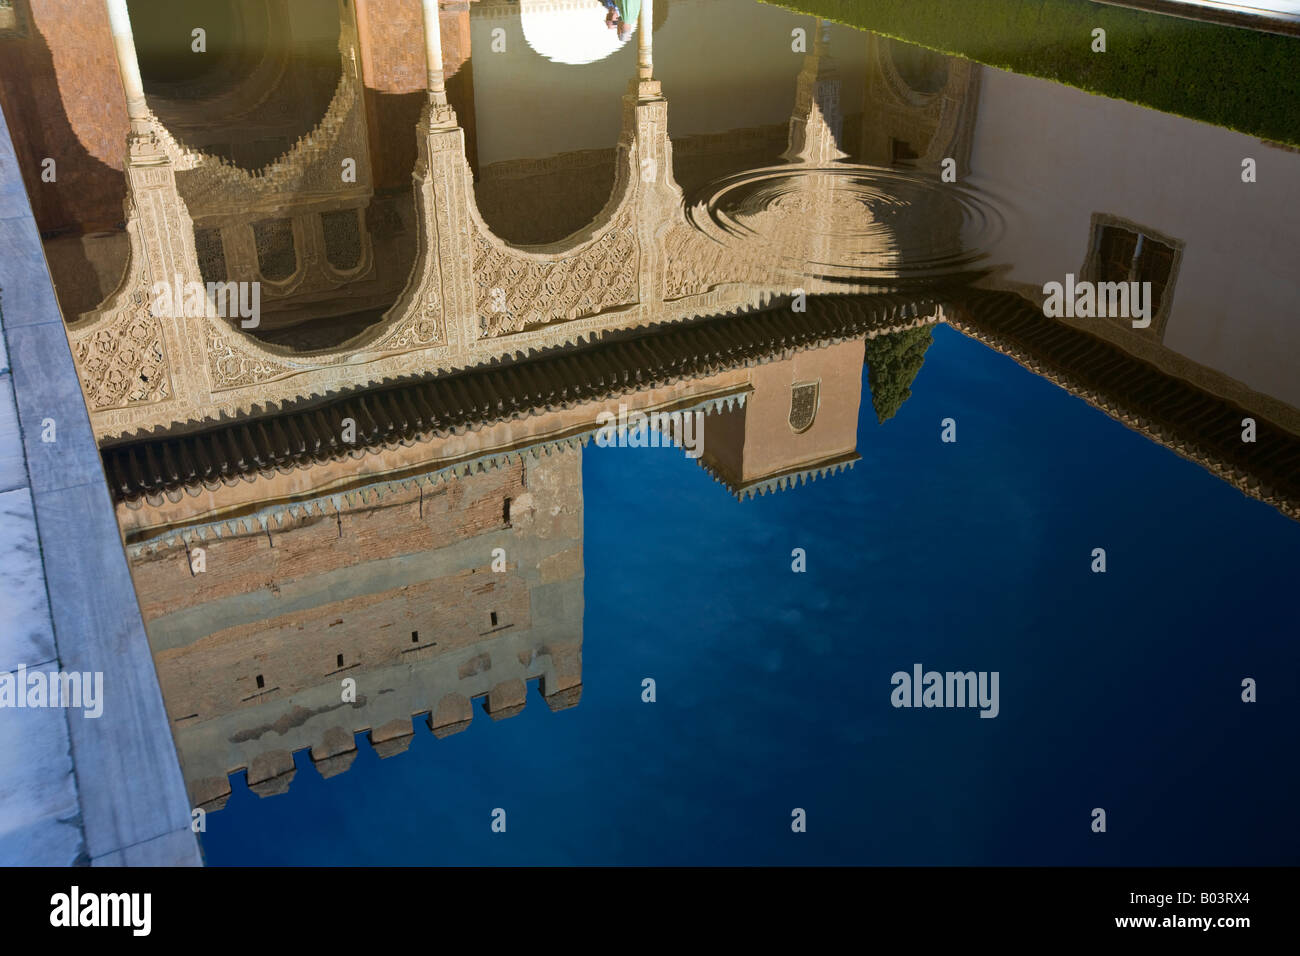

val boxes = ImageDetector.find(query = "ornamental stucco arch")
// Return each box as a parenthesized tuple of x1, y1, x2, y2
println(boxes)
(861, 33, 980, 173)
(72, 0, 867, 442)
(73, 77, 685, 441)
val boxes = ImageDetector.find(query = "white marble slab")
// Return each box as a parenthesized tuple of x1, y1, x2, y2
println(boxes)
(0, 487, 56, 673)
(36, 480, 197, 859)
(0, 375, 25, 492)
(0, 694, 83, 865)
(92, 827, 204, 867)
(0, 105, 198, 866)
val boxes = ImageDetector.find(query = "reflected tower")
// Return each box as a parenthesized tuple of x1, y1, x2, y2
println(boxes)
(131, 446, 584, 812)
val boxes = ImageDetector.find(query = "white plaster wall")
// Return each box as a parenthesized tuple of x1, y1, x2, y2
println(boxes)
(969, 65, 1300, 407)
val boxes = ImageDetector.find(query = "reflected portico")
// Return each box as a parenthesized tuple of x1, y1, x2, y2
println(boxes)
(71, 2, 901, 443)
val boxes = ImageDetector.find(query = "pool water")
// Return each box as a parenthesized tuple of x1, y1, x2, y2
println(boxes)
(200, 323, 1300, 866)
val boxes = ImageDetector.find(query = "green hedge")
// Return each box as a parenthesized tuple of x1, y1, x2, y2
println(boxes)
(865, 326, 933, 424)
(763, 0, 1300, 146)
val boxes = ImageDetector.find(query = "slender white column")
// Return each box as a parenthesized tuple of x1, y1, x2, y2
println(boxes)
(638, 0, 654, 80)
(104, 0, 150, 132)
(421, 0, 447, 105)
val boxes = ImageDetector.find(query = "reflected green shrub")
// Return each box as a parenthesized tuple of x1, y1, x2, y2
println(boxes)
(866, 325, 933, 424)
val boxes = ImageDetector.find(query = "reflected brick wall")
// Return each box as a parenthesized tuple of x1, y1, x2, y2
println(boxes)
(126, 447, 583, 810)
(0, 0, 129, 234)
(355, 0, 477, 190)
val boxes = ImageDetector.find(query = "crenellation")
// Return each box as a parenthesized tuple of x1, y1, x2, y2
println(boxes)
(190, 776, 233, 814)
(3, 0, 1294, 873)
(309, 726, 359, 780)
(246, 750, 296, 798)
(134, 449, 584, 813)
(368, 718, 415, 758)
(484, 678, 527, 721)
(427, 693, 473, 738)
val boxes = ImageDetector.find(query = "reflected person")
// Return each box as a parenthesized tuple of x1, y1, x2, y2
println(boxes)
(600, 0, 640, 42)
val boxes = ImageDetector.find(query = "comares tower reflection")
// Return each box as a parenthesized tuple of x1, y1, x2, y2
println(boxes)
(3, 0, 1299, 812)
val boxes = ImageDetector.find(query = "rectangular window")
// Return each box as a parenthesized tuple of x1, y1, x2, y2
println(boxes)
(1084, 218, 1181, 335)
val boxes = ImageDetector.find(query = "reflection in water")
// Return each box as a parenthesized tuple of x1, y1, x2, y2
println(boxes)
(3, 0, 1298, 862)
(124, 311, 897, 810)
(518, 0, 646, 63)
(686, 164, 1008, 285)
(145, 447, 585, 811)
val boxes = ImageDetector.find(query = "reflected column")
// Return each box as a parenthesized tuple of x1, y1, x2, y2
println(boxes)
(104, 0, 150, 134)
(85, 1, 213, 435)
(624, 0, 675, 320)
(421, 0, 448, 108)
(781, 20, 852, 289)
(407, 0, 473, 357)
(638, 0, 654, 84)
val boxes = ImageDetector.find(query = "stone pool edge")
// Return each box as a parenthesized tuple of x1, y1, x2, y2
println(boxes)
(0, 105, 200, 867)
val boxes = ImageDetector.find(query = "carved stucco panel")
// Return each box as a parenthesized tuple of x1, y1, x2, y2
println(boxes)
(74, 295, 171, 410)
(475, 206, 639, 336)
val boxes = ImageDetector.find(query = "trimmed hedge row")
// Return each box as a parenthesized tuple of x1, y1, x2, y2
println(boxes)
(763, 0, 1300, 146)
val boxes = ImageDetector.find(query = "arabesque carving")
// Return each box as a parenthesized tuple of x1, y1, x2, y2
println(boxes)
(71, 16, 926, 443)
(475, 207, 639, 336)
(74, 297, 171, 410)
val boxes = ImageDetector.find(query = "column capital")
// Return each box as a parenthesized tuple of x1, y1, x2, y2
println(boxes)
(419, 101, 459, 131)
